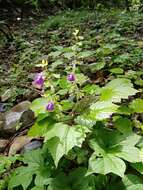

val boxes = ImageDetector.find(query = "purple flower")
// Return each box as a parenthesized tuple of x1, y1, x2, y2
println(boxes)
(67, 74, 75, 82)
(46, 101, 54, 111)
(32, 73, 44, 89)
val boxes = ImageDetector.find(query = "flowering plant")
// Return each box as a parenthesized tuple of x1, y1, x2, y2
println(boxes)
(7, 29, 143, 190)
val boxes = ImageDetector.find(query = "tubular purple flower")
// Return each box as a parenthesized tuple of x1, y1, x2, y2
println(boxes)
(67, 73, 75, 82)
(32, 73, 44, 89)
(46, 101, 54, 111)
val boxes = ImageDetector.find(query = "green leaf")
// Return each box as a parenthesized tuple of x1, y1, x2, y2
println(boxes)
(110, 68, 124, 74)
(87, 153, 126, 178)
(58, 77, 71, 89)
(51, 59, 63, 69)
(28, 117, 54, 137)
(131, 162, 143, 174)
(35, 173, 51, 187)
(75, 115, 96, 128)
(82, 84, 100, 95)
(8, 167, 34, 190)
(48, 173, 69, 190)
(31, 98, 50, 117)
(88, 62, 106, 72)
(96, 44, 117, 56)
(90, 101, 118, 120)
(61, 100, 74, 111)
(31, 187, 44, 190)
(48, 168, 94, 190)
(114, 117, 132, 134)
(114, 134, 141, 163)
(135, 80, 143, 87)
(63, 52, 75, 59)
(0, 155, 20, 175)
(115, 146, 141, 163)
(117, 105, 133, 115)
(78, 51, 94, 58)
(48, 51, 61, 58)
(45, 123, 89, 166)
(76, 73, 87, 85)
(28, 122, 47, 137)
(129, 99, 143, 113)
(87, 128, 141, 177)
(8, 149, 51, 190)
(100, 78, 138, 103)
(113, 54, 130, 64)
(122, 174, 143, 190)
(57, 89, 68, 95)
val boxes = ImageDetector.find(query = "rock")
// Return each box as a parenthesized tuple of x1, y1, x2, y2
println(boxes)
(8, 135, 32, 155)
(0, 103, 5, 112)
(0, 101, 34, 137)
(21, 140, 42, 153)
(0, 139, 8, 152)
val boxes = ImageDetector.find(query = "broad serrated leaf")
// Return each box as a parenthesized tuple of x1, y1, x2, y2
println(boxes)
(46, 137, 65, 167)
(8, 167, 35, 190)
(8, 149, 51, 190)
(44, 123, 89, 166)
(115, 146, 141, 163)
(100, 78, 138, 103)
(87, 153, 126, 177)
(87, 128, 141, 177)
(90, 101, 118, 120)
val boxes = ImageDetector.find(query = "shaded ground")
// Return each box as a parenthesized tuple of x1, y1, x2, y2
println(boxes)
(0, 8, 143, 110)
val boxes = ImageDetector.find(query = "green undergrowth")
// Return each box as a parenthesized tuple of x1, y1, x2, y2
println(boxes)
(1, 9, 143, 107)
(0, 8, 143, 190)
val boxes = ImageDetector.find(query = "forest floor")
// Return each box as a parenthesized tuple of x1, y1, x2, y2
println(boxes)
(0, 7, 143, 189)
(0, 8, 143, 110)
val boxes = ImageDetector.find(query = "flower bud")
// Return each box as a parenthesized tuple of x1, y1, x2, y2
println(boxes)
(67, 74, 75, 82)
(46, 101, 54, 111)
(32, 73, 44, 89)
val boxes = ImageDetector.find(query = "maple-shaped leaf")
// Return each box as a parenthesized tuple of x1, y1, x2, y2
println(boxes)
(8, 149, 51, 190)
(87, 128, 141, 177)
(44, 123, 90, 166)
(100, 78, 138, 103)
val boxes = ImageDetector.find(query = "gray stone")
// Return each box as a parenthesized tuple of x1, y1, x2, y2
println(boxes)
(21, 140, 42, 153)
(0, 101, 34, 137)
